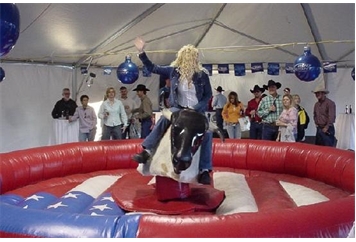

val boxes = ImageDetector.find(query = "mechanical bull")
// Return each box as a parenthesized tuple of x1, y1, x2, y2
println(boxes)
(137, 108, 224, 184)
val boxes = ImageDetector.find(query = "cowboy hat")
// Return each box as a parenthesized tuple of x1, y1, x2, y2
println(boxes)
(215, 86, 224, 92)
(263, 79, 281, 90)
(133, 84, 150, 91)
(312, 87, 329, 94)
(250, 85, 265, 93)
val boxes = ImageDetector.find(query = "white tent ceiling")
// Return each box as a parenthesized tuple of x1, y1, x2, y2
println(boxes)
(2, 3, 355, 69)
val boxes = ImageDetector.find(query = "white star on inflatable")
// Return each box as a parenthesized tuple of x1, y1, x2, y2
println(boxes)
(25, 194, 44, 201)
(90, 212, 104, 216)
(23, 205, 28, 209)
(47, 202, 68, 209)
(62, 192, 80, 199)
(101, 196, 114, 202)
(89, 204, 112, 211)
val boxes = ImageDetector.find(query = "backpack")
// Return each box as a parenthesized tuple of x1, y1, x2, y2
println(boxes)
(299, 107, 310, 129)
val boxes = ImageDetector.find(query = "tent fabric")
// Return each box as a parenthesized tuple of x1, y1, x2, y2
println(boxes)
(0, 3, 355, 153)
(2, 3, 355, 67)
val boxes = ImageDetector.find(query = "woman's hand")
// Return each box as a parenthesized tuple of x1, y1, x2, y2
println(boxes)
(134, 36, 145, 52)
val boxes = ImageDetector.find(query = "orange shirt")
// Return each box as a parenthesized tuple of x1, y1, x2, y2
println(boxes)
(222, 102, 244, 123)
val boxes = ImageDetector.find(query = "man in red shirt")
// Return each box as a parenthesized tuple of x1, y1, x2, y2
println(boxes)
(245, 85, 265, 139)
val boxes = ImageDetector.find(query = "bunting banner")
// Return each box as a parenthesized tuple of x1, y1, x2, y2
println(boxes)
(267, 63, 280, 75)
(251, 63, 263, 73)
(285, 63, 295, 74)
(218, 64, 229, 74)
(323, 62, 337, 73)
(142, 65, 152, 77)
(234, 64, 246, 76)
(202, 64, 213, 76)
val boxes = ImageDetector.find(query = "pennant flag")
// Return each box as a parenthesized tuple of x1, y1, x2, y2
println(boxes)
(103, 67, 112, 75)
(323, 62, 337, 73)
(285, 63, 295, 74)
(218, 64, 229, 74)
(234, 64, 246, 76)
(267, 63, 280, 75)
(202, 64, 213, 76)
(142, 65, 152, 77)
(251, 63, 264, 73)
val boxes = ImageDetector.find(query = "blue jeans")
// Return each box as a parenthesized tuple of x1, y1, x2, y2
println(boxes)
(102, 125, 122, 140)
(142, 107, 213, 171)
(140, 118, 152, 139)
(249, 121, 263, 139)
(315, 125, 336, 147)
(261, 123, 279, 141)
(79, 128, 96, 142)
(226, 123, 241, 139)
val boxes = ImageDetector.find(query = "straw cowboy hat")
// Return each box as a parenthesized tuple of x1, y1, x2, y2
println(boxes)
(312, 87, 329, 94)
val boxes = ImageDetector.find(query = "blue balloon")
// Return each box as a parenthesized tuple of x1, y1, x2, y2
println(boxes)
(294, 46, 321, 82)
(352, 68, 355, 81)
(116, 55, 139, 84)
(0, 3, 20, 57)
(0, 67, 5, 82)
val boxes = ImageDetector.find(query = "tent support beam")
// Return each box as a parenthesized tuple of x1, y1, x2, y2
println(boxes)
(75, 3, 165, 67)
(300, 3, 327, 61)
(195, 3, 227, 47)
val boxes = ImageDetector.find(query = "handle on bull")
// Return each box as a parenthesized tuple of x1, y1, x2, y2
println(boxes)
(209, 122, 225, 143)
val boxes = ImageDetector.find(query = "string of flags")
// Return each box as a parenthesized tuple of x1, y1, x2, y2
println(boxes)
(100, 61, 337, 77)
(201, 62, 337, 76)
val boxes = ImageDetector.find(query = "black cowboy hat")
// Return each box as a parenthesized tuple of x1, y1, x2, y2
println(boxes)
(133, 84, 150, 91)
(215, 86, 224, 92)
(250, 85, 265, 93)
(263, 79, 281, 90)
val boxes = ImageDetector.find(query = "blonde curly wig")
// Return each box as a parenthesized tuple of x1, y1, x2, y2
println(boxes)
(170, 44, 207, 87)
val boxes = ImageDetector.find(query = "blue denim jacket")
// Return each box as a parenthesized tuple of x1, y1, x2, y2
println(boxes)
(138, 52, 212, 113)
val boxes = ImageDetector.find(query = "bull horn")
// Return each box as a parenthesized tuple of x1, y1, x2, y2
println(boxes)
(209, 122, 225, 143)
(161, 108, 172, 120)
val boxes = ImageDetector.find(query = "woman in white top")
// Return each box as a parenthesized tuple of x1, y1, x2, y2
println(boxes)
(98, 87, 128, 140)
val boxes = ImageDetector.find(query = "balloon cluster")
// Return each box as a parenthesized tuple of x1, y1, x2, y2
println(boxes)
(116, 55, 139, 84)
(294, 46, 321, 82)
(0, 3, 20, 57)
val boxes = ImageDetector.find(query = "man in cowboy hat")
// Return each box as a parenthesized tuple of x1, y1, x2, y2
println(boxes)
(212, 86, 227, 133)
(131, 84, 153, 139)
(257, 80, 283, 141)
(312, 87, 336, 147)
(245, 85, 265, 139)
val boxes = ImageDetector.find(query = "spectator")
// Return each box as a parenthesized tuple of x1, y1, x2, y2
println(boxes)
(245, 85, 265, 139)
(257, 80, 283, 141)
(293, 94, 310, 142)
(312, 87, 336, 147)
(131, 84, 153, 139)
(69, 95, 97, 141)
(51, 88, 77, 119)
(212, 86, 227, 132)
(222, 91, 244, 139)
(98, 87, 128, 140)
(276, 94, 298, 142)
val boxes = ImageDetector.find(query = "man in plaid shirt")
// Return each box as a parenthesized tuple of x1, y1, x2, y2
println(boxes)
(257, 80, 283, 141)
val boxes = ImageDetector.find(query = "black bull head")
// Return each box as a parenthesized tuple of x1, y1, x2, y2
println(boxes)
(161, 108, 225, 174)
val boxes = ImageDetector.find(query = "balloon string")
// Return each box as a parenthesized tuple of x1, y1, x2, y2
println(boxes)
(6, 39, 354, 62)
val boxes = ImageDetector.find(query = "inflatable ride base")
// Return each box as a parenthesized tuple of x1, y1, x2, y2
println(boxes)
(112, 173, 225, 215)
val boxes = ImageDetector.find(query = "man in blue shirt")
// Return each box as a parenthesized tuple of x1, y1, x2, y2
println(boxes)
(212, 86, 227, 132)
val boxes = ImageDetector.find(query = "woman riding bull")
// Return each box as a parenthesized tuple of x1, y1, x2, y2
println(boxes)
(132, 36, 213, 185)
